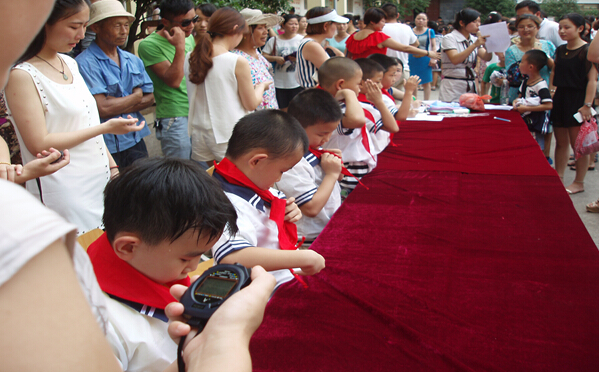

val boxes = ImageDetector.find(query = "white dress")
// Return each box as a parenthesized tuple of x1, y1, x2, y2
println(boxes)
(6, 55, 110, 235)
(185, 52, 248, 162)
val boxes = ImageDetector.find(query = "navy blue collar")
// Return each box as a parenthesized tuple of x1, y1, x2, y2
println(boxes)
(214, 172, 266, 212)
(108, 294, 168, 322)
(304, 150, 320, 168)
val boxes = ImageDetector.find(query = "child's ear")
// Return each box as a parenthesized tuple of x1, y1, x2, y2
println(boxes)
(335, 79, 345, 91)
(248, 153, 269, 168)
(112, 233, 143, 261)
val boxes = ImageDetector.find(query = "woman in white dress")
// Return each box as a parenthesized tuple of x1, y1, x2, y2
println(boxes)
(4, 0, 143, 235)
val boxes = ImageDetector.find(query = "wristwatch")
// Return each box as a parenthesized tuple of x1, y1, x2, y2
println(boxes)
(585, 102, 593, 107)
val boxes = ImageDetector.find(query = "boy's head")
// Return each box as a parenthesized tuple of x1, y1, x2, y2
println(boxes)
(519, 49, 547, 75)
(355, 58, 385, 91)
(226, 110, 309, 190)
(103, 157, 238, 284)
(288, 89, 343, 149)
(368, 53, 400, 89)
(317, 56, 363, 96)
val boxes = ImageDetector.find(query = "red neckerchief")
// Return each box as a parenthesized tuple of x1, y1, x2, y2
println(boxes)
(382, 88, 395, 102)
(87, 232, 190, 309)
(214, 158, 307, 287)
(358, 92, 399, 146)
(308, 147, 369, 190)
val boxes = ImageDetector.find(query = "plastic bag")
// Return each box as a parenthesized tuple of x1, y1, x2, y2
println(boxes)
(574, 118, 599, 160)
(459, 93, 492, 112)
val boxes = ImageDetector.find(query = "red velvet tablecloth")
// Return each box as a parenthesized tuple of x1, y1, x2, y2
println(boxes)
(250, 111, 599, 371)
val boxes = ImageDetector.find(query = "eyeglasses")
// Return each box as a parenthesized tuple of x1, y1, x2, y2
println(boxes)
(170, 15, 199, 27)
(517, 25, 537, 31)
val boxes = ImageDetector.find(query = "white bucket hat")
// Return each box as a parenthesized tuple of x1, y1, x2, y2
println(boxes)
(88, 0, 136, 26)
(240, 8, 283, 28)
(307, 9, 349, 24)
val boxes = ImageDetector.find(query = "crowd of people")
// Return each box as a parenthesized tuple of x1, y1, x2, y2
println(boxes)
(1, 0, 599, 370)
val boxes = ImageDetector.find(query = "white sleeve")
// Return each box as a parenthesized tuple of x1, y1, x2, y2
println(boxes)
(211, 197, 256, 263)
(263, 37, 275, 54)
(276, 161, 318, 207)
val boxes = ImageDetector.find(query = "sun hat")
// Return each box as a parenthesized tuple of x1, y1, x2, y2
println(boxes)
(306, 9, 349, 24)
(88, 0, 136, 26)
(240, 8, 283, 28)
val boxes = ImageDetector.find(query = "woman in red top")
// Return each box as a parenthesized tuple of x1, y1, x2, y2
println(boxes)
(346, 8, 440, 61)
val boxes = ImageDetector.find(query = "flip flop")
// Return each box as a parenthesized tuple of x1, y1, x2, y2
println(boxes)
(566, 188, 585, 195)
(569, 165, 595, 171)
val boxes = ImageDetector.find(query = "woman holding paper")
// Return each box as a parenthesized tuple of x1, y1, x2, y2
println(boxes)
(439, 8, 492, 102)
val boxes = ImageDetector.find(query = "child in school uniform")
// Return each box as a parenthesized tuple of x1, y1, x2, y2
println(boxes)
(512, 50, 553, 150)
(87, 157, 240, 372)
(317, 57, 374, 194)
(275, 89, 344, 245)
(211, 110, 326, 288)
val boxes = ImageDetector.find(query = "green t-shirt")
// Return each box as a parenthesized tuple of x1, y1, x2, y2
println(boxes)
(138, 33, 195, 119)
(482, 63, 505, 105)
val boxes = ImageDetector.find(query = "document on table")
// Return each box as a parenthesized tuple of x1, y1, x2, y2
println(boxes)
(406, 113, 444, 121)
(479, 22, 511, 53)
(484, 104, 513, 110)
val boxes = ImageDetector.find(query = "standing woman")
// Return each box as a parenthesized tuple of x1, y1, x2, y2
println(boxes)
(549, 13, 597, 194)
(4, 0, 143, 235)
(298, 15, 308, 36)
(325, 19, 350, 54)
(233, 8, 281, 109)
(345, 8, 439, 61)
(505, 14, 555, 104)
(439, 8, 492, 102)
(262, 14, 304, 111)
(296, 7, 348, 88)
(194, 3, 217, 44)
(408, 13, 436, 100)
(186, 7, 271, 163)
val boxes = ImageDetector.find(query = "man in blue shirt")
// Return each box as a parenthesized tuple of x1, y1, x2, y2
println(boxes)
(77, 0, 155, 168)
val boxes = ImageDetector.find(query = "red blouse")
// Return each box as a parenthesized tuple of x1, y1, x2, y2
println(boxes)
(345, 31, 390, 59)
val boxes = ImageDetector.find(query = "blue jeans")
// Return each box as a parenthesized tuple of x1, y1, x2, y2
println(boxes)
(155, 116, 191, 159)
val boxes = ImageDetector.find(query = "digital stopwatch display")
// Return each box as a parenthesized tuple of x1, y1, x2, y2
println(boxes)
(194, 276, 237, 298)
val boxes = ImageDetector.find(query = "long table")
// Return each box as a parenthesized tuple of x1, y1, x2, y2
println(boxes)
(250, 111, 599, 371)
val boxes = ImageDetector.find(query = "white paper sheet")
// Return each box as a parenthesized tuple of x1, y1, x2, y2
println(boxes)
(406, 113, 444, 121)
(479, 22, 511, 53)
(484, 104, 513, 110)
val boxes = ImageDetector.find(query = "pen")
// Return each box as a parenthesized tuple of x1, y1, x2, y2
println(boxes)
(493, 117, 511, 122)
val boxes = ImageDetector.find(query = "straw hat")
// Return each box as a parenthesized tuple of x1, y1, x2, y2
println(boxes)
(88, 0, 136, 26)
(240, 8, 283, 28)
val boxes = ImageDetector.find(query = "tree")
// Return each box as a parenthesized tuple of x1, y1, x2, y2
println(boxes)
(541, 0, 580, 20)
(464, 0, 516, 19)
(361, 0, 430, 19)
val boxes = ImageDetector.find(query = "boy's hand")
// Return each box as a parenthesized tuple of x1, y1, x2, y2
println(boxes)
(320, 152, 342, 177)
(105, 115, 145, 135)
(364, 79, 382, 103)
(404, 76, 421, 94)
(284, 197, 302, 223)
(294, 250, 325, 276)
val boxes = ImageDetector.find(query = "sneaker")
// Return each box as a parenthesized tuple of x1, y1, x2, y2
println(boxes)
(546, 156, 553, 165)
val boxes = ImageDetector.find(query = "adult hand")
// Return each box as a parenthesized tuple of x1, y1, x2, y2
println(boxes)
(19, 148, 70, 181)
(275, 56, 286, 65)
(105, 115, 145, 135)
(428, 50, 441, 60)
(163, 26, 186, 49)
(284, 196, 302, 223)
(475, 32, 489, 47)
(0, 163, 21, 182)
(579, 105, 593, 122)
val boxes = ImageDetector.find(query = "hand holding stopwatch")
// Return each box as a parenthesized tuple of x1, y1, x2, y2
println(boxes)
(177, 263, 252, 372)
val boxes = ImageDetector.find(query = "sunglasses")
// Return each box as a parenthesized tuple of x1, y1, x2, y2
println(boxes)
(170, 15, 199, 27)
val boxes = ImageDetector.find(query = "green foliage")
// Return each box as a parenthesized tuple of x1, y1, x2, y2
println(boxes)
(194, 0, 291, 14)
(540, 0, 580, 20)
(361, 0, 430, 18)
(126, 0, 157, 52)
(464, 0, 516, 19)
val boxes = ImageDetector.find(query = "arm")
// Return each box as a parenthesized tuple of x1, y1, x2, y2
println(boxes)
(578, 66, 598, 122)
(147, 29, 187, 88)
(381, 38, 436, 59)
(299, 153, 342, 217)
(589, 34, 599, 62)
(395, 76, 420, 121)
(94, 89, 143, 119)
(235, 57, 270, 111)
(514, 101, 553, 113)
(336, 89, 365, 129)
(301, 40, 330, 69)
(364, 80, 398, 133)
(219, 248, 325, 275)
(445, 32, 489, 65)
(5, 70, 144, 155)
(261, 38, 285, 65)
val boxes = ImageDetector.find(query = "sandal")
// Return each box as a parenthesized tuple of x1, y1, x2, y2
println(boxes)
(566, 181, 585, 195)
(569, 164, 595, 171)
(587, 200, 599, 213)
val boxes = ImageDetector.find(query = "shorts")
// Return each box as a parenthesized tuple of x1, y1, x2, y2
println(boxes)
(276, 87, 304, 109)
(191, 126, 228, 162)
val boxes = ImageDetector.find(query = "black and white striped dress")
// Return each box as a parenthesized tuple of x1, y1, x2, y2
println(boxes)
(296, 38, 319, 88)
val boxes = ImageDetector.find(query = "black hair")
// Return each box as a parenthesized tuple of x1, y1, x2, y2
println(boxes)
(103, 157, 238, 245)
(395, 57, 404, 70)
(515, 1, 541, 14)
(160, 0, 194, 20)
(288, 89, 342, 128)
(522, 49, 547, 70)
(195, 3, 217, 17)
(364, 8, 386, 26)
(17, 0, 91, 64)
(355, 58, 384, 80)
(368, 53, 399, 72)
(282, 14, 300, 25)
(515, 14, 541, 28)
(559, 13, 586, 38)
(428, 20, 439, 33)
(381, 3, 398, 20)
(484, 11, 502, 25)
(343, 13, 356, 27)
(226, 110, 309, 160)
(453, 8, 480, 31)
(318, 56, 361, 88)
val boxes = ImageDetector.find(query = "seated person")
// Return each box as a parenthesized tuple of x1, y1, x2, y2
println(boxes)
(276, 89, 343, 245)
(317, 57, 374, 195)
(211, 110, 326, 288)
(87, 157, 238, 372)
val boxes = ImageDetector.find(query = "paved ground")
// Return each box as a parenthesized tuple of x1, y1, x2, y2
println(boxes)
(141, 87, 599, 248)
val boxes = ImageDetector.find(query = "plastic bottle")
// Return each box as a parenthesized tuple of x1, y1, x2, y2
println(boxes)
(500, 78, 510, 105)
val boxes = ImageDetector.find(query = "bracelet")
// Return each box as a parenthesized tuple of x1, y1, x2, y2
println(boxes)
(110, 166, 119, 170)
(0, 162, 11, 166)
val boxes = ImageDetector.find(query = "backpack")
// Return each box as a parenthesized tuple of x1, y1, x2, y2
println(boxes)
(506, 61, 524, 88)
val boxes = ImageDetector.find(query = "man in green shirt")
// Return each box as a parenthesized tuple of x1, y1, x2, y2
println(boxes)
(138, 0, 197, 159)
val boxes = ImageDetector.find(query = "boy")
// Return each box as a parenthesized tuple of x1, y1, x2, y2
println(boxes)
(211, 110, 326, 287)
(482, 52, 506, 104)
(512, 50, 553, 149)
(318, 57, 375, 194)
(87, 157, 239, 372)
(276, 89, 344, 245)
